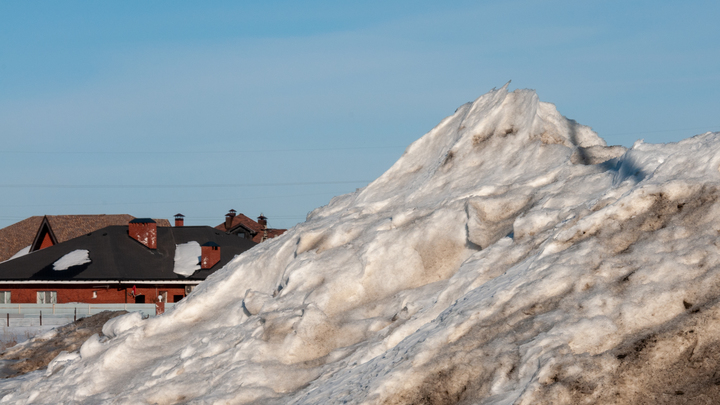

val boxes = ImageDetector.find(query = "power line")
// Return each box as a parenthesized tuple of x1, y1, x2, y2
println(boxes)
(0, 146, 406, 154)
(0, 180, 371, 189)
(0, 191, 348, 208)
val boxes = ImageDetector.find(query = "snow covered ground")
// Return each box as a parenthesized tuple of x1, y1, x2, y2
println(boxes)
(2, 85, 720, 404)
(0, 326, 55, 350)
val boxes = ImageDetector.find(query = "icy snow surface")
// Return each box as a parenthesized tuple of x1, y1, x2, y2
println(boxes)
(173, 241, 201, 276)
(3, 85, 720, 404)
(52, 250, 90, 271)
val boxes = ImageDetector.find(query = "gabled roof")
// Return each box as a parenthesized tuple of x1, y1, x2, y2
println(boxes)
(0, 225, 256, 282)
(30, 216, 58, 252)
(215, 213, 265, 234)
(215, 213, 287, 243)
(0, 215, 172, 262)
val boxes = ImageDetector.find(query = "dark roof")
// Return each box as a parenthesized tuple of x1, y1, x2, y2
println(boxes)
(129, 218, 156, 224)
(0, 225, 256, 282)
(0, 215, 173, 262)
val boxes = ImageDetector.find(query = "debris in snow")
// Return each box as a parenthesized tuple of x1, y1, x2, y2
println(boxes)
(0, 311, 127, 378)
(3, 85, 720, 404)
(52, 249, 91, 271)
(173, 241, 201, 276)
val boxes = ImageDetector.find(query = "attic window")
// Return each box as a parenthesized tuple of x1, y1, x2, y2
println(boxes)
(237, 232, 245, 238)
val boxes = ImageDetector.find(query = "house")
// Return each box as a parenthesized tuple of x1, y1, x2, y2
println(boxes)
(0, 214, 171, 263)
(216, 210, 286, 243)
(0, 217, 256, 305)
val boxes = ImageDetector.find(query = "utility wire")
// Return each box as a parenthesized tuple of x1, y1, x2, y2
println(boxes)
(0, 191, 347, 208)
(0, 180, 371, 189)
(0, 146, 406, 154)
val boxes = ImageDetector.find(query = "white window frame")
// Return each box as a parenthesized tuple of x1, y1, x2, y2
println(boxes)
(0, 291, 10, 304)
(36, 291, 57, 304)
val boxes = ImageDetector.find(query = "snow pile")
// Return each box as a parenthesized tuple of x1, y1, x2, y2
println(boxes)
(52, 249, 90, 271)
(0, 311, 127, 379)
(3, 85, 720, 404)
(173, 241, 201, 276)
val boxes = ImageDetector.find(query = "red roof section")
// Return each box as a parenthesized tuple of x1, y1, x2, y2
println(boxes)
(215, 213, 286, 243)
(215, 213, 264, 234)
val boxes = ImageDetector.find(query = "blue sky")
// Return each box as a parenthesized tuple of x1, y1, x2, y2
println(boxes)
(1, 1, 719, 230)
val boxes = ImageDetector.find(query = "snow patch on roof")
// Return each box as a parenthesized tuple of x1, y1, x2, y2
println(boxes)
(0, 245, 31, 264)
(10, 246, 31, 261)
(53, 249, 90, 271)
(173, 241, 200, 276)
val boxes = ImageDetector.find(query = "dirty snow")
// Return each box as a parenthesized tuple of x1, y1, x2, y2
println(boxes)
(2, 85, 720, 404)
(0, 311, 127, 378)
(52, 249, 90, 271)
(173, 241, 201, 276)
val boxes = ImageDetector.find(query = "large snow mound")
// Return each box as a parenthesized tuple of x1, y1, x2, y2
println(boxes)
(3, 85, 720, 404)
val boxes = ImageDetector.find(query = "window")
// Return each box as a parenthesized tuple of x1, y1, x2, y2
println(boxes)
(135, 295, 145, 304)
(36, 291, 57, 304)
(237, 232, 245, 238)
(0, 291, 10, 304)
(173, 295, 184, 302)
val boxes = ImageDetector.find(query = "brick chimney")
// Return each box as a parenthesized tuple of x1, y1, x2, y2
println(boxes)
(174, 213, 185, 227)
(128, 218, 157, 249)
(224, 209, 237, 231)
(201, 242, 221, 269)
(258, 214, 268, 242)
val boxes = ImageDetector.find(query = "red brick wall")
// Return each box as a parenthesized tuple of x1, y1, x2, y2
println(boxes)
(0, 284, 188, 303)
(201, 245, 221, 269)
(128, 222, 157, 249)
(39, 233, 54, 250)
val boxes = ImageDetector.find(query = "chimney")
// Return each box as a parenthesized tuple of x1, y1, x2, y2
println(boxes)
(174, 213, 185, 227)
(257, 214, 267, 229)
(201, 242, 221, 269)
(258, 214, 268, 242)
(224, 209, 236, 231)
(128, 218, 157, 249)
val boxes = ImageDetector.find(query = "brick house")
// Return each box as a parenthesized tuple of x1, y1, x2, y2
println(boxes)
(216, 210, 286, 243)
(0, 218, 255, 305)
